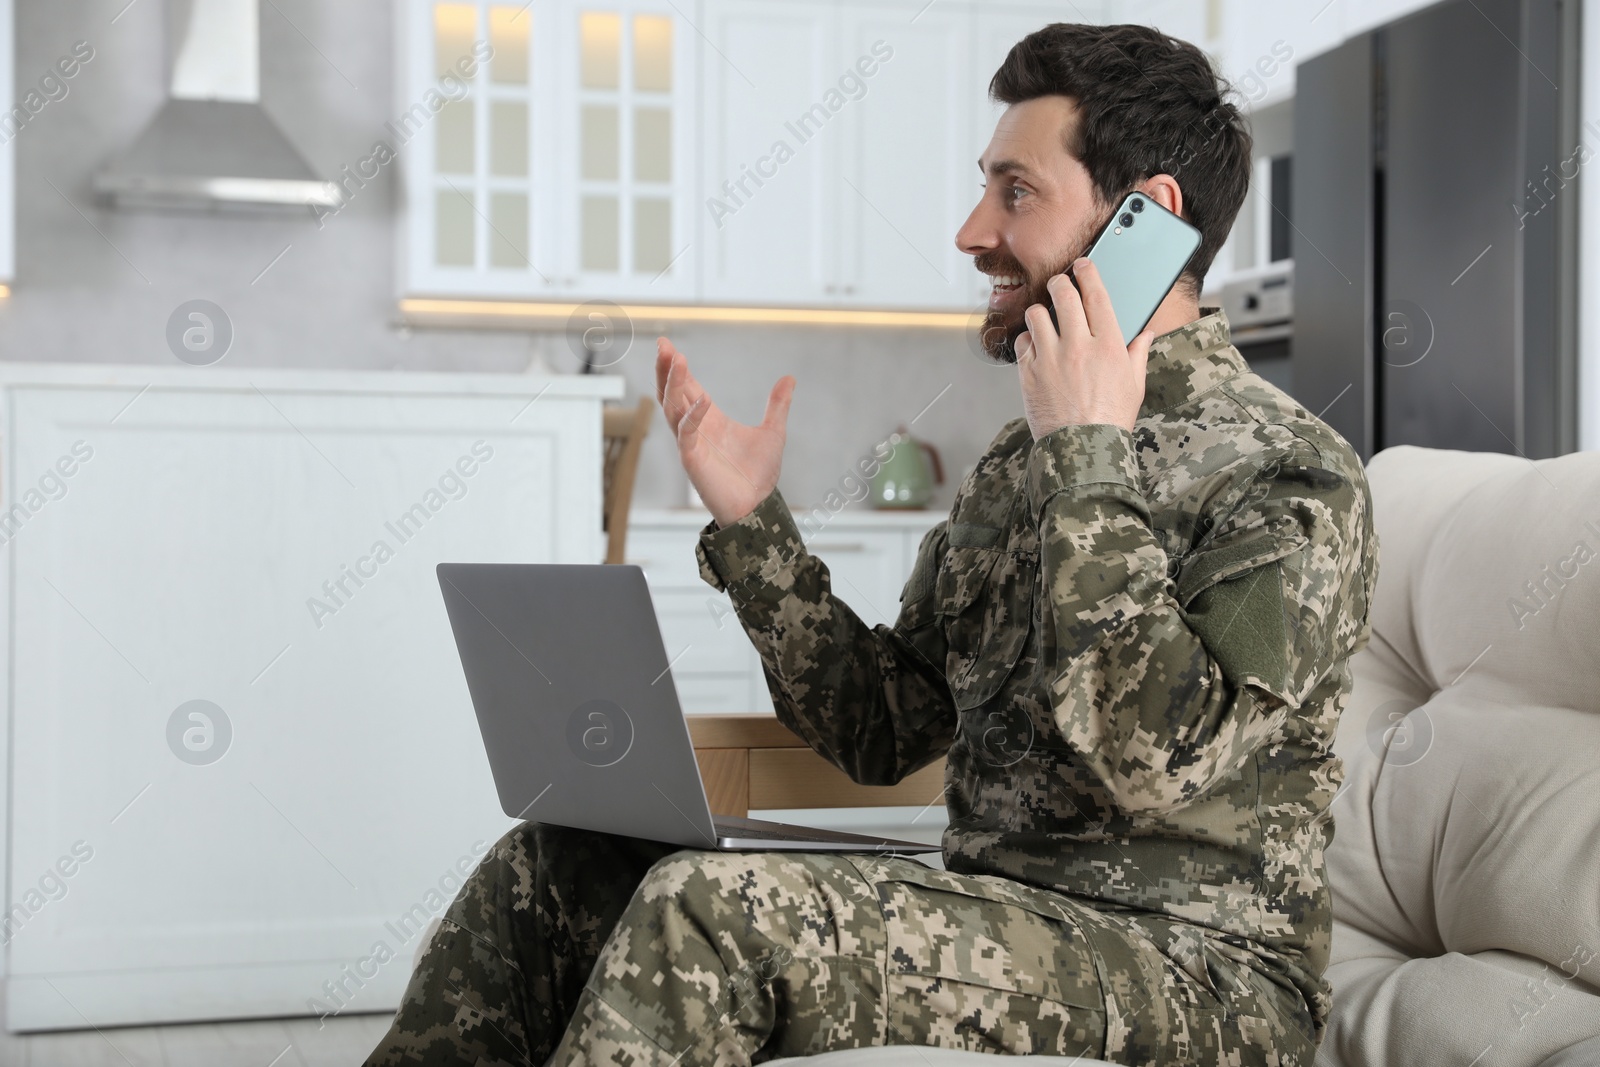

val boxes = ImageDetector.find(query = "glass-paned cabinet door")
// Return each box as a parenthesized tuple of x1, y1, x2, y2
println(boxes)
(405, 0, 555, 295)
(553, 0, 698, 301)
(0, 0, 12, 284)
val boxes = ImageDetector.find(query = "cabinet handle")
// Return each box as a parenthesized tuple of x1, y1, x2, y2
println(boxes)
(808, 541, 866, 552)
(842, 284, 856, 295)
(824, 284, 837, 294)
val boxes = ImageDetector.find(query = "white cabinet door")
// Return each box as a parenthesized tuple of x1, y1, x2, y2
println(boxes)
(624, 523, 708, 588)
(1106, 0, 1212, 47)
(630, 515, 933, 715)
(628, 524, 770, 714)
(834, 1, 975, 309)
(699, 0, 838, 305)
(552, 0, 700, 300)
(403, 0, 560, 297)
(675, 672, 765, 714)
(403, 0, 698, 300)
(651, 587, 763, 675)
(966, 4, 1063, 307)
(808, 529, 907, 630)
(0, 0, 12, 284)
(1213, 0, 1303, 109)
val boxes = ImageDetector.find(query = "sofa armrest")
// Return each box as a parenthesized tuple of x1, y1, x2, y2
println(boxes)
(687, 715, 945, 818)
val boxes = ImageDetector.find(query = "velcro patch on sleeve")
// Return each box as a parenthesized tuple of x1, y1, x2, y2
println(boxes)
(1182, 558, 1296, 705)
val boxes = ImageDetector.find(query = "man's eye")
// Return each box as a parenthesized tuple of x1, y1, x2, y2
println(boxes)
(1008, 186, 1028, 202)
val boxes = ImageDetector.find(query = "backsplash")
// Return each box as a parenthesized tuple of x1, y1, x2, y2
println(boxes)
(563, 319, 1024, 515)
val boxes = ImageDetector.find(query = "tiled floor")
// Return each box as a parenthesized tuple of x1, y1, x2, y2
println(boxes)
(0, 992, 394, 1067)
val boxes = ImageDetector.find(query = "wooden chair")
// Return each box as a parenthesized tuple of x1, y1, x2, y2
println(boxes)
(687, 715, 946, 817)
(602, 396, 654, 565)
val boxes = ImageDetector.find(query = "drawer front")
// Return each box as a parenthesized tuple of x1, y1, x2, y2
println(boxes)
(626, 524, 707, 589)
(673, 673, 761, 715)
(637, 517, 937, 718)
(807, 531, 908, 630)
(652, 589, 758, 674)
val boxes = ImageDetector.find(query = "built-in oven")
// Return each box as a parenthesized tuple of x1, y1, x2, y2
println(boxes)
(1216, 261, 1292, 394)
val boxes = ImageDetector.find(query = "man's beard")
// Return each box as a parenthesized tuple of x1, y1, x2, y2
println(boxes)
(974, 210, 1108, 365)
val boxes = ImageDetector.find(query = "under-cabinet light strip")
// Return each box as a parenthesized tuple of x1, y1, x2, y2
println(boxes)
(399, 297, 975, 330)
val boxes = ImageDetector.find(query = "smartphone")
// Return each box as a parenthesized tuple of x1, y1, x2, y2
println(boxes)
(1050, 190, 1203, 346)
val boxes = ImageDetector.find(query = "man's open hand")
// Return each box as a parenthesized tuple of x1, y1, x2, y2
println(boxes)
(1016, 257, 1154, 440)
(655, 337, 795, 528)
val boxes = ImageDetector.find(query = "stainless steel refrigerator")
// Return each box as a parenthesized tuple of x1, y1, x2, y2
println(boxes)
(1292, 0, 1580, 461)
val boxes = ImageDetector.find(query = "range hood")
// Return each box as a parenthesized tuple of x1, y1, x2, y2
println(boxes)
(94, 0, 339, 211)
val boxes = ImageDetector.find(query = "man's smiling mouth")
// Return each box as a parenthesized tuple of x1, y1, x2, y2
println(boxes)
(987, 273, 1027, 310)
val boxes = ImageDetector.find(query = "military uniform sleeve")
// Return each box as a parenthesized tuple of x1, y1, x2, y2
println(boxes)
(1024, 422, 1371, 817)
(693, 486, 957, 785)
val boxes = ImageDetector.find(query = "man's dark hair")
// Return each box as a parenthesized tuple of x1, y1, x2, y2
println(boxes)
(989, 23, 1252, 296)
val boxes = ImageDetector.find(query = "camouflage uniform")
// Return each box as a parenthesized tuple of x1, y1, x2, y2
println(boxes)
(365, 307, 1379, 1067)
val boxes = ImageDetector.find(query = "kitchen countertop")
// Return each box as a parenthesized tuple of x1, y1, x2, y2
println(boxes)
(632, 504, 946, 527)
(0, 361, 625, 398)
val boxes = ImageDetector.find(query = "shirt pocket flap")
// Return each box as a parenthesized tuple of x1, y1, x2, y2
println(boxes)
(948, 521, 1003, 548)
(935, 544, 1032, 711)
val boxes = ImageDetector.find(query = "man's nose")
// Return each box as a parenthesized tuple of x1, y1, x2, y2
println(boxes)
(956, 196, 1000, 257)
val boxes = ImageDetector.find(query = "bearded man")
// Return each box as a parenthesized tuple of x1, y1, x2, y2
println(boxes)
(367, 20, 1378, 1067)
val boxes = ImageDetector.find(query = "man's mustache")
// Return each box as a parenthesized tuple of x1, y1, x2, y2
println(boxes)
(974, 252, 1028, 279)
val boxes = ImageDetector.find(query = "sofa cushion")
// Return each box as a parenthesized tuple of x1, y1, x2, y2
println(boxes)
(1536, 1035, 1600, 1067)
(1325, 445, 1600, 1066)
(763, 1050, 1119, 1067)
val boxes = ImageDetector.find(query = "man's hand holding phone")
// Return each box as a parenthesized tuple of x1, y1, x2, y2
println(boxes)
(655, 337, 796, 529)
(1017, 257, 1155, 441)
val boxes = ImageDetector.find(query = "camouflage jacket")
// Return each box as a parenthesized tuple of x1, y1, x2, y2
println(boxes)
(692, 307, 1379, 1043)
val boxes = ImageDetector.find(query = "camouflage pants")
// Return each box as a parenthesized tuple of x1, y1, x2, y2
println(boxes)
(364, 822, 1316, 1067)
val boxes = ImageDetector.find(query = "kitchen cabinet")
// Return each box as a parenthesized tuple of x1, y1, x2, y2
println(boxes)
(403, 0, 1384, 310)
(0, 0, 12, 284)
(0, 364, 623, 1028)
(1207, 0, 1328, 109)
(403, 0, 698, 300)
(401, 0, 1065, 310)
(698, 0, 838, 305)
(627, 506, 942, 715)
(1106, 0, 1212, 49)
(699, 0, 975, 309)
(966, 2, 1070, 308)
(555, 0, 700, 299)
(831, 1, 975, 309)
(1107, 0, 1426, 110)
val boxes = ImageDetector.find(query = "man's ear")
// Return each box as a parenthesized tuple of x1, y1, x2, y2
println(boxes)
(1139, 175, 1185, 218)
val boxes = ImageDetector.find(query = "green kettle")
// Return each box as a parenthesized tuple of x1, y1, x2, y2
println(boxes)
(869, 425, 944, 509)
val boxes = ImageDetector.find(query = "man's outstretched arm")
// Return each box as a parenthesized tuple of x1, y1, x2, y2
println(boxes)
(693, 487, 957, 786)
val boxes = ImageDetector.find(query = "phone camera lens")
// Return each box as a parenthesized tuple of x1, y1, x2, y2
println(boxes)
(1129, 197, 1145, 213)
(1120, 212, 1135, 227)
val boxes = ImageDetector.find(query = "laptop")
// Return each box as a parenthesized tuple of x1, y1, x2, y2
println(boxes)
(437, 562, 938, 853)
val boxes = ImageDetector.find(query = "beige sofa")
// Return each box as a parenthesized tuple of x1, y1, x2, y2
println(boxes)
(1320, 444, 1600, 1066)
(764, 445, 1600, 1067)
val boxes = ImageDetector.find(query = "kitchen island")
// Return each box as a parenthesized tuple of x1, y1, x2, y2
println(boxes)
(0, 363, 622, 1029)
